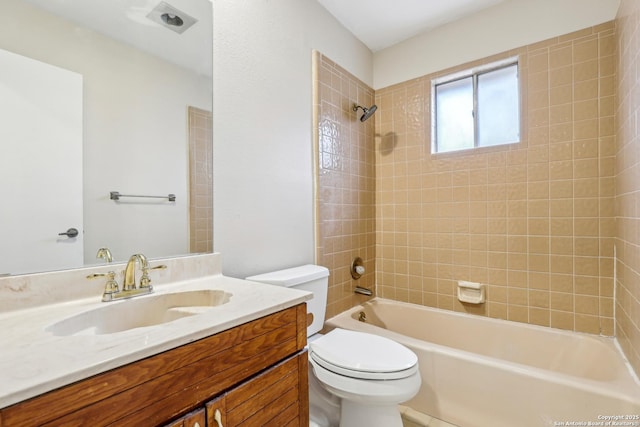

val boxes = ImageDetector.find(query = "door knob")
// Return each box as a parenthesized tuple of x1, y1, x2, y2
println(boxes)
(58, 228, 79, 238)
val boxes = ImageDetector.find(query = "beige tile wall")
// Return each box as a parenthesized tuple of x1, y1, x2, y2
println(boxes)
(615, 1, 640, 376)
(375, 23, 616, 336)
(313, 52, 376, 320)
(188, 106, 213, 254)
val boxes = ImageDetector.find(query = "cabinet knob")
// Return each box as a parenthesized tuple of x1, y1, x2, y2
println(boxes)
(194, 423, 200, 427)
(214, 409, 223, 427)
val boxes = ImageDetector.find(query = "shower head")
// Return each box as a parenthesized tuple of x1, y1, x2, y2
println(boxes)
(353, 104, 378, 122)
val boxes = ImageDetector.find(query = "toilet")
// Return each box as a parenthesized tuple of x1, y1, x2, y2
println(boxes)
(246, 265, 421, 427)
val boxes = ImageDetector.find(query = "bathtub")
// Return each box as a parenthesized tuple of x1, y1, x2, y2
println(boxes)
(325, 298, 640, 427)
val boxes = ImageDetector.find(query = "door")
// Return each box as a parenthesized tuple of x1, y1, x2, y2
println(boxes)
(0, 48, 83, 275)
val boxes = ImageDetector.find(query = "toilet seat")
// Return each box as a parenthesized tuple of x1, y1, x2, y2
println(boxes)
(309, 328, 418, 380)
(310, 357, 422, 404)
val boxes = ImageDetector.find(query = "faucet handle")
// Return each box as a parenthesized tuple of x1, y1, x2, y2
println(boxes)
(103, 271, 119, 294)
(139, 269, 151, 289)
(139, 264, 167, 289)
(87, 271, 120, 301)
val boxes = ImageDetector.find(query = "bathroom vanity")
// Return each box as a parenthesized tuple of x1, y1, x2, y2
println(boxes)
(0, 254, 311, 426)
(1, 305, 308, 426)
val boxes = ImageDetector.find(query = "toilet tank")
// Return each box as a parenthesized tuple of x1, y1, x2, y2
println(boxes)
(246, 265, 329, 337)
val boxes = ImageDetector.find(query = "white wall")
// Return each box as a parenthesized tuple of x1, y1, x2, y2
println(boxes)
(373, 0, 621, 89)
(1, 1, 211, 266)
(212, 0, 373, 278)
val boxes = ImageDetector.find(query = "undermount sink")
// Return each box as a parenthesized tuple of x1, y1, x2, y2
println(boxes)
(46, 289, 232, 336)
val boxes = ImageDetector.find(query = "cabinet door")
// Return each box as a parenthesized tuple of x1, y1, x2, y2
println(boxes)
(206, 395, 226, 427)
(183, 409, 206, 427)
(164, 408, 206, 427)
(222, 352, 307, 427)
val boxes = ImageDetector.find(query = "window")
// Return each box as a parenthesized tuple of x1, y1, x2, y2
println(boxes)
(432, 59, 520, 154)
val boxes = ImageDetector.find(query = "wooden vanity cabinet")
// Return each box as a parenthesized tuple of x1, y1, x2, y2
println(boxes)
(0, 304, 309, 427)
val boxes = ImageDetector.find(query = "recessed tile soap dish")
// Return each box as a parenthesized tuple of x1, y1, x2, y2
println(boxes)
(457, 280, 485, 304)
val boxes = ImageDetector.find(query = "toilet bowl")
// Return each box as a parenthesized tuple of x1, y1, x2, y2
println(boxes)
(308, 334, 341, 427)
(246, 265, 421, 427)
(309, 328, 421, 427)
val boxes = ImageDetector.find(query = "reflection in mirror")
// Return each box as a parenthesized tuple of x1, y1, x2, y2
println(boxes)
(0, 0, 213, 276)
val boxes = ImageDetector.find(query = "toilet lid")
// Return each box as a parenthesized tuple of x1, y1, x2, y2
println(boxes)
(309, 328, 418, 380)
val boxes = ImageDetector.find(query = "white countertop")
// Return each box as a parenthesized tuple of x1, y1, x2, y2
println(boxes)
(0, 256, 311, 409)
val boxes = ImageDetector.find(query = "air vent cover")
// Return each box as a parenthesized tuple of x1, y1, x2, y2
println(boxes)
(147, 1, 198, 34)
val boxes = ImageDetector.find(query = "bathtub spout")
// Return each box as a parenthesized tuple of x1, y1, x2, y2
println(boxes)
(355, 286, 373, 296)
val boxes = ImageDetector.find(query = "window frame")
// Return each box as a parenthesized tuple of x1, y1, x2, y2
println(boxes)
(431, 56, 521, 154)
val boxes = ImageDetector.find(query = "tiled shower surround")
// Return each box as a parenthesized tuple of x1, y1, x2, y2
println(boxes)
(375, 23, 616, 336)
(315, 17, 640, 375)
(314, 51, 376, 320)
(615, 0, 640, 377)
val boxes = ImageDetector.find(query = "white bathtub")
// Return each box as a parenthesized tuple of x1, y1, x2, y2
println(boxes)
(325, 298, 640, 427)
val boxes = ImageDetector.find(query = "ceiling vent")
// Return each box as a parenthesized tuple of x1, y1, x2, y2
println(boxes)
(146, 1, 198, 34)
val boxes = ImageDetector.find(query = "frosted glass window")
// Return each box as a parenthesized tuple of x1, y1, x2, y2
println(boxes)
(478, 64, 519, 146)
(435, 77, 474, 153)
(432, 60, 520, 154)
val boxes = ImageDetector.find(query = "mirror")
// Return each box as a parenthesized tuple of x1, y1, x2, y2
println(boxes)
(0, 0, 213, 276)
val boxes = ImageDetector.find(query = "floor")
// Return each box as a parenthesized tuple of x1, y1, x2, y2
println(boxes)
(400, 406, 459, 427)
